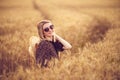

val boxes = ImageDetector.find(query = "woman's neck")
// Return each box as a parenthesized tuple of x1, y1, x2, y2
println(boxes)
(45, 36, 53, 41)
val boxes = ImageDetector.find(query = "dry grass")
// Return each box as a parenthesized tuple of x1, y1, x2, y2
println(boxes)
(0, 0, 120, 80)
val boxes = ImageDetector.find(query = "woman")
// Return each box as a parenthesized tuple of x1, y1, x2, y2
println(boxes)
(36, 20, 72, 68)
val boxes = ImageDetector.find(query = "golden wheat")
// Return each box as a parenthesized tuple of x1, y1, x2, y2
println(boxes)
(0, 0, 120, 80)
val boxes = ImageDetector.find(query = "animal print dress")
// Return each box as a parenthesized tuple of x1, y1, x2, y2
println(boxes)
(36, 40, 64, 68)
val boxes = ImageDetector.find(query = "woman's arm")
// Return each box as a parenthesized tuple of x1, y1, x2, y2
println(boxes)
(54, 33, 72, 50)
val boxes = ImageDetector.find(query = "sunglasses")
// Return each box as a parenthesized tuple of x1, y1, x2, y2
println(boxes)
(43, 25, 54, 32)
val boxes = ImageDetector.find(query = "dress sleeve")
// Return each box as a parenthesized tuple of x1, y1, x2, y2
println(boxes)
(54, 40, 64, 52)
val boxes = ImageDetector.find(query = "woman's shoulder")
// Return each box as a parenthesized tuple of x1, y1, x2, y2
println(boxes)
(37, 40, 54, 50)
(39, 40, 51, 46)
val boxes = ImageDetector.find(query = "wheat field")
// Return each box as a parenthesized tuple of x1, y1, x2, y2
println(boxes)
(0, 0, 120, 80)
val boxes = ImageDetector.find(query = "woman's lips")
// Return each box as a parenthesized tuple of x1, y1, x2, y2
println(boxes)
(48, 32, 52, 35)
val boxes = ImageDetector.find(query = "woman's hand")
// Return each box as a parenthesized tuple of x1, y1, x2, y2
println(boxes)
(52, 32, 72, 49)
(52, 32, 57, 42)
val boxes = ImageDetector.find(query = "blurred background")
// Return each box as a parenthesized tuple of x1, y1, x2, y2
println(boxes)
(0, 0, 120, 80)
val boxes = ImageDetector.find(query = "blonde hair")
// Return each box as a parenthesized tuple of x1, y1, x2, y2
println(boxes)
(37, 20, 51, 39)
(29, 36, 40, 58)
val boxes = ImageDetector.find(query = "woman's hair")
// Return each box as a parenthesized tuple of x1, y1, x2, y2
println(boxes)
(37, 20, 51, 39)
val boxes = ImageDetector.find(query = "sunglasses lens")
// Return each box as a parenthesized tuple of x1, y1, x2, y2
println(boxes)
(44, 28, 49, 32)
(50, 25, 54, 29)
(44, 25, 54, 32)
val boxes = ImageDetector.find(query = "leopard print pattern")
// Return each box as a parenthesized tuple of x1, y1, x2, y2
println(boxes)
(36, 40, 58, 67)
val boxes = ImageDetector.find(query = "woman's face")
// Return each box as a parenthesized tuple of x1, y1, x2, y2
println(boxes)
(43, 22, 54, 38)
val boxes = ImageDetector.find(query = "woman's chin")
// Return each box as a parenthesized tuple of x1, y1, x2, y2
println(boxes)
(46, 34, 52, 37)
